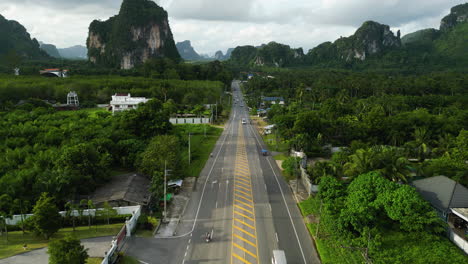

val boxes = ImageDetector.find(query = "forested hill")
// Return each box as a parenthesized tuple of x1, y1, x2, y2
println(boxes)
(176, 40, 202, 61)
(229, 3, 468, 71)
(87, 0, 180, 69)
(0, 14, 50, 62)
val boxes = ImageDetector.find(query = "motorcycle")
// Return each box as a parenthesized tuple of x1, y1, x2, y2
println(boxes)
(205, 232, 212, 243)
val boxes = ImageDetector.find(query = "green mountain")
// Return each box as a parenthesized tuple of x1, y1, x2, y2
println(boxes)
(307, 21, 401, 64)
(230, 42, 304, 67)
(0, 14, 49, 62)
(87, 0, 180, 69)
(39, 42, 61, 58)
(230, 3, 468, 70)
(176, 40, 201, 61)
(58, 45, 87, 60)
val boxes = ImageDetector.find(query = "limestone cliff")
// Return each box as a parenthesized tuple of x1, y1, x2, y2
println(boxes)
(87, 0, 180, 69)
(0, 14, 49, 60)
(440, 3, 468, 32)
(308, 21, 401, 63)
(176, 40, 201, 61)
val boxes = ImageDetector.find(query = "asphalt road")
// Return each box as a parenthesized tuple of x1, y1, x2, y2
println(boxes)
(126, 80, 320, 264)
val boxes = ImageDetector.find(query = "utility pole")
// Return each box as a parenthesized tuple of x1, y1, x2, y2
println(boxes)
(295, 156, 299, 193)
(188, 133, 191, 165)
(164, 160, 167, 223)
(215, 101, 218, 121)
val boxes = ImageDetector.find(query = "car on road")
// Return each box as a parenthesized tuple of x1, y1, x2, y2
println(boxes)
(272, 250, 287, 264)
(242, 118, 247, 124)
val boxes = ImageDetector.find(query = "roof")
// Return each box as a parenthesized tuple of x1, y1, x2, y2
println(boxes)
(412, 176, 468, 212)
(91, 173, 151, 205)
(168, 179, 183, 187)
(262, 97, 285, 102)
(115, 93, 130, 96)
(264, 124, 276, 129)
(451, 208, 468, 222)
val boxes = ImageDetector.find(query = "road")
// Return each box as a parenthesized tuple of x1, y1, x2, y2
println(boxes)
(126, 80, 320, 264)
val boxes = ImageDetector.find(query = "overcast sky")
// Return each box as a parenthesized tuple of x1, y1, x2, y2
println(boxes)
(0, 0, 466, 55)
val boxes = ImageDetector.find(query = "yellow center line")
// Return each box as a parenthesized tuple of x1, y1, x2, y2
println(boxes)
(235, 184, 252, 192)
(234, 218, 256, 230)
(233, 253, 252, 264)
(233, 225, 256, 238)
(236, 177, 252, 184)
(233, 242, 257, 259)
(231, 124, 259, 264)
(234, 193, 254, 203)
(234, 204, 254, 215)
(235, 181, 251, 188)
(235, 199, 253, 209)
(234, 189, 253, 198)
(234, 211, 255, 221)
(233, 234, 257, 248)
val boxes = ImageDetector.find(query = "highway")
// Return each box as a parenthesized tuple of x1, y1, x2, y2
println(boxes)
(126, 80, 320, 264)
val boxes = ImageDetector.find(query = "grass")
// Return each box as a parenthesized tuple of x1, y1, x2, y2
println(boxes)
(306, 224, 364, 264)
(118, 255, 140, 264)
(273, 153, 287, 160)
(175, 125, 223, 178)
(299, 197, 365, 264)
(87, 257, 103, 264)
(263, 134, 289, 153)
(299, 196, 321, 216)
(0, 223, 123, 259)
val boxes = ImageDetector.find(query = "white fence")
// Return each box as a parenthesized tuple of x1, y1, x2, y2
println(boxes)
(101, 205, 141, 264)
(448, 228, 468, 254)
(170, 117, 211, 124)
(4, 205, 141, 225)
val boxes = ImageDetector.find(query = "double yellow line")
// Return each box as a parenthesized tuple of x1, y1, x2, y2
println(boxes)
(231, 124, 259, 264)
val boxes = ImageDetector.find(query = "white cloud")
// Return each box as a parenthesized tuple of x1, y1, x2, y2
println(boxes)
(1, 0, 466, 54)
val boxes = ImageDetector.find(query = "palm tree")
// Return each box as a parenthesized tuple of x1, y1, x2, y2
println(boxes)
(343, 149, 375, 178)
(410, 127, 432, 162)
(377, 148, 411, 183)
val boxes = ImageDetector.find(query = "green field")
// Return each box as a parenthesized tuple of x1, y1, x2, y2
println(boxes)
(0, 223, 123, 259)
(175, 124, 223, 178)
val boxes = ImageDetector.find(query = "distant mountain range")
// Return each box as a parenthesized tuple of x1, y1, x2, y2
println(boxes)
(0, 14, 49, 61)
(229, 3, 468, 70)
(176, 40, 233, 61)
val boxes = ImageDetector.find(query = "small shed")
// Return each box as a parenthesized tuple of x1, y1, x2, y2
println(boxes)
(91, 173, 151, 207)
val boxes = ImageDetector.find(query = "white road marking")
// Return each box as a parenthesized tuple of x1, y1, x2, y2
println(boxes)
(248, 116, 308, 264)
(215, 201, 218, 208)
(138, 260, 150, 264)
(276, 232, 279, 242)
(269, 204, 272, 212)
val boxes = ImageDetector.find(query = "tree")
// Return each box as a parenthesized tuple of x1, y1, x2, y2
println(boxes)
(138, 135, 181, 177)
(98, 202, 117, 225)
(31, 193, 61, 239)
(381, 185, 444, 232)
(0, 194, 13, 241)
(343, 149, 375, 178)
(65, 202, 77, 232)
(48, 236, 88, 264)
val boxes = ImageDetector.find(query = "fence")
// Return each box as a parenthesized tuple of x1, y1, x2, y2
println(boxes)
(4, 205, 141, 225)
(169, 117, 211, 124)
(300, 167, 318, 196)
(101, 205, 141, 264)
(448, 228, 468, 254)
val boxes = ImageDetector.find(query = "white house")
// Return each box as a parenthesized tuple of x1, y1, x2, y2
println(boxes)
(110, 93, 149, 114)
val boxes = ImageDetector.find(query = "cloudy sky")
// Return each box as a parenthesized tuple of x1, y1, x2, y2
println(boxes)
(0, 0, 466, 55)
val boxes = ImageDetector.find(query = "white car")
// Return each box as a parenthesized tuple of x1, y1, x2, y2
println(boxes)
(242, 119, 247, 124)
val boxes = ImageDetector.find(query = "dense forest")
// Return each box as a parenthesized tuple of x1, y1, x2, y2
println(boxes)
(244, 70, 468, 187)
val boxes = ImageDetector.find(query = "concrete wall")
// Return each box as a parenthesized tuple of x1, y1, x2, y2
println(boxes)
(170, 117, 211, 124)
(448, 228, 468, 254)
(4, 205, 141, 225)
(101, 206, 141, 264)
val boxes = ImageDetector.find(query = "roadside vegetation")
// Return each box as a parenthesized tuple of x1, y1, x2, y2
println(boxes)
(299, 174, 468, 263)
(244, 69, 468, 263)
